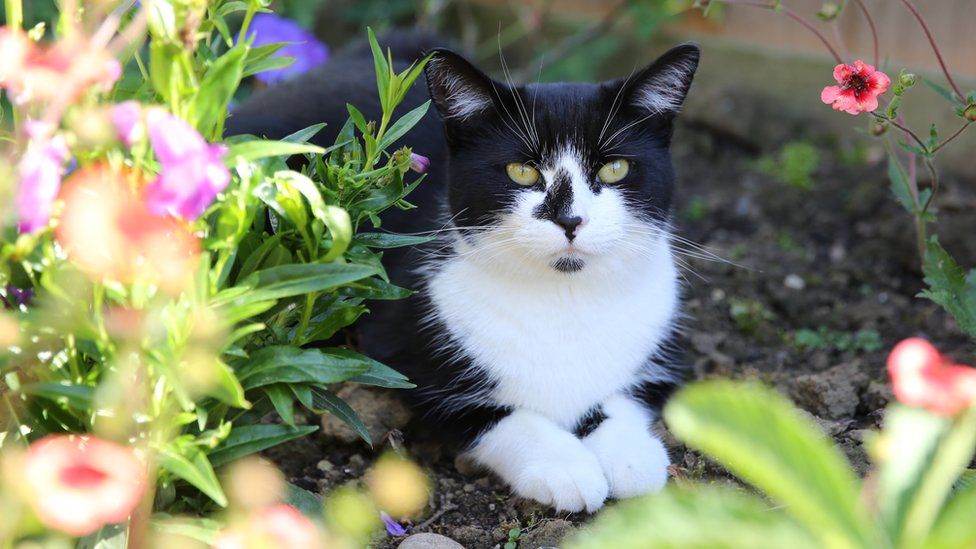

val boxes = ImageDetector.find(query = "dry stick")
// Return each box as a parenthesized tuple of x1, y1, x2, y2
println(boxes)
(898, 0, 965, 101)
(851, 0, 878, 68)
(413, 503, 459, 532)
(720, 0, 843, 64)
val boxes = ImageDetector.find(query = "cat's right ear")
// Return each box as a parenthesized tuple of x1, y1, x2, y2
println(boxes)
(424, 49, 497, 124)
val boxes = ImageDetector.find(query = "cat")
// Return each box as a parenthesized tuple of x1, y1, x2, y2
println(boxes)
(227, 31, 699, 513)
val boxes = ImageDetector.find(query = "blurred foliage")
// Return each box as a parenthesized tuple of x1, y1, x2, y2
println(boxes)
(756, 141, 820, 191)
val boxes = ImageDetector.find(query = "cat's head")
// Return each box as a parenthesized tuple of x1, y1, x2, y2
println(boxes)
(423, 45, 699, 277)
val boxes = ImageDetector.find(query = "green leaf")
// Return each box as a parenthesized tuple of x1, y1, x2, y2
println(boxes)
(150, 516, 221, 545)
(237, 346, 373, 389)
(367, 27, 391, 111)
(924, 78, 965, 107)
(354, 232, 434, 249)
(378, 100, 431, 151)
(344, 350, 414, 389)
(229, 263, 379, 307)
(207, 360, 250, 409)
(888, 155, 917, 214)
(264, 384, 295, 425)
(284, 483, 324, 518)
(208, 423, 318, 467)
(918, 237, 976, 338)
(226, 140, 325, 162)
(664, 380, 875, 548)
(341, 277, 413, 300)
(158, 446, 228, 507)
(927, 479, 976, 549)
(20, 382, 94, 410)
(303, 301, 366, 343)
(282, 123, 327, 144)
(880, 405, 976, 549)
(192, 44, 247, 137)
(312, 387, 371, 445)
(78, 524, 127, 549)
(567, 484, 819, 549)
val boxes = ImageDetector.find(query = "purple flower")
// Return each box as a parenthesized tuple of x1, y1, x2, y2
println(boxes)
(409, 153, 430, 174)
(16, 121, 70, 233)
(248, 14, 329, 84)
(3, 285, 33, 307)
(380, 511, 407, 536)
(111, 100, 144, 147)
(144, 109, 230, 220)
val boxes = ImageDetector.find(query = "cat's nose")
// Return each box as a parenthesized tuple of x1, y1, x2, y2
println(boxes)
(555, 214, 585, 240)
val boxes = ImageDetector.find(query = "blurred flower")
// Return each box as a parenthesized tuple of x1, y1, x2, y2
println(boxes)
(0, 26, 120, 105)
(15, 121, 70, 233)
(213, 504, 321, 549)
(887, 338, 976, 416)
(144, 108, 230, 220)
(56, 164, 200, 294)
(367, 454, 429, 518)
(821, 60, 890, 115)
(248, 14, 329, 84)
(409, 153, 430, 174)
(224, 457, 284, 511)
(380, 511, 407, 536)
(0, 313, 19, 348)
(3, 285, 33, 307)
(110, 100, 145, 147)
(21, 435, 146, 536)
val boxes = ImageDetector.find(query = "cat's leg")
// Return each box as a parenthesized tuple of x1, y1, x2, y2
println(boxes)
(467, 409, 610, 513)
(581, 394, 670, 499)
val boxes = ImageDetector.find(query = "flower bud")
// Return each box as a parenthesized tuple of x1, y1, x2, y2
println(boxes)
(963, 103, 976, 122)
(871, 120, 889, 136)
(817, 2, 841, 21)
(899, 72, 916, 88)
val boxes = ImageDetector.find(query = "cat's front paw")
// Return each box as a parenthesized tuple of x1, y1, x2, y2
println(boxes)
(583, 424, 670, 499)
(511, 449, 609, 513)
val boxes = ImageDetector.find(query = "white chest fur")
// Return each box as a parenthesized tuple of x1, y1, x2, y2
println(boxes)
(426, 239, 679, 429)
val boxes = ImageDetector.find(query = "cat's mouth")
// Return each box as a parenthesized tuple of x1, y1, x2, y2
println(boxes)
(551, 256, 586, 273)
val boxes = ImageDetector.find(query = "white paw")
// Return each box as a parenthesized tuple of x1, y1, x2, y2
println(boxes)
(511, 449, 609, 513)
(584, 424, 670, 499)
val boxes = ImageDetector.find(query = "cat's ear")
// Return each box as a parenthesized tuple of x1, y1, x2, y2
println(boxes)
(624, 44, 700, 116)
(424, 49, 498, 122)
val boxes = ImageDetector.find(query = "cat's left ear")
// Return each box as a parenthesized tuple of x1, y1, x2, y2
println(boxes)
(623, 44, 700, 116)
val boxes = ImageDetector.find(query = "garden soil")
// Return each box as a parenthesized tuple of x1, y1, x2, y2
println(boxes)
(264, 122, 976, 548)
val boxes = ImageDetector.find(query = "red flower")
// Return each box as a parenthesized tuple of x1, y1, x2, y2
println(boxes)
(887, 338, 976, 416)
(820, 60, 890, 115)
(213, 504, 321, 549)
(55, 165, 201, 294)
(21, 435, 147, 536)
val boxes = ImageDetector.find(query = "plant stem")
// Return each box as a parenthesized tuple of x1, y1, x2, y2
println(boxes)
(871, 111, 927, 152)
(236, 1, 259, 45)
(931, 121, 972, 154)
(293, 292, 318, 346)
(898, 0, 965, 102)
(720, 0, 843, 64)
(4, 0, 22, 30)
(851, 0, 878, 68)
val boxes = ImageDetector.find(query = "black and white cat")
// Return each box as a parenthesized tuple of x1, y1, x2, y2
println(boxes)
(227, 32, 699, 513)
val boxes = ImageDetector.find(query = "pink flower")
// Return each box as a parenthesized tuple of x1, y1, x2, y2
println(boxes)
(144, 109, 230, 220)
(21, 435, 147, 536)
(409, 153, 430, 174)
(887, 338, 976, 416)
(213, 504, 321, 549)
(821, 60, 890, 115)
(15, 121, 70, 233)
(111, 101, 144, 147)
(0, 26, 120, 105)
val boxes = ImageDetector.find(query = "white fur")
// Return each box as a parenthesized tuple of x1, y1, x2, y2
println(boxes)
(469, 410, 609, 513)
(582, 394, 670, 498)
(428, 58, 492, 120)
(632, 60, 696, 115)
(426, 148, 679, 510)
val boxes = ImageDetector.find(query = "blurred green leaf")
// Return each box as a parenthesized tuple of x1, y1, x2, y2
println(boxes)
(193, 44, 248, 137)
(226, 140, 325, 162)
(229, 263, 379, 306)
(20, 382, 94, 410)
(236, 346, 372, 389)
(664, 381, 875, 548)
(158, 446, 228, 507)
(568, 484, 818, 549)
(919, 237, 976, 338)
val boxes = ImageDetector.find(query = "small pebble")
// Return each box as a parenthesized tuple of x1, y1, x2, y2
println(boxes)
(463, 483, 475, 493)
(784, 274, 805, 290)
(316, 459, 333, 472)
(397, 533, 464, 549)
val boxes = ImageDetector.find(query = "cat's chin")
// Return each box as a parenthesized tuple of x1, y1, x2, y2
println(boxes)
(551, 256, 586, 273)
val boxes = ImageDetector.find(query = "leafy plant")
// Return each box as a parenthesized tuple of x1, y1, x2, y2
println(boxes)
(756, 141, 820, 190)
(793, 327, 882, 353)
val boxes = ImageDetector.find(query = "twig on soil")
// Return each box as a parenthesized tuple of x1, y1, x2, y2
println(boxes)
(412, 503, 460, 532)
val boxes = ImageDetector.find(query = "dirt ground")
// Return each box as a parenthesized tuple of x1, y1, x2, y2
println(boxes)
(265, 122, 976, 548)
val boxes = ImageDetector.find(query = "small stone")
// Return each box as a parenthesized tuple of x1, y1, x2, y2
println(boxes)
(790, 361, 869, 419)
(862, 380, 894, 412)
(488, 503, 496, 511)
(316, 459, 333, 472)
(463, 483, 475, 493)
(398, 533, 464, 549)
(783, 273, 805, 290)
(321, 384, 413, 445)
(520, 519, 577, 548)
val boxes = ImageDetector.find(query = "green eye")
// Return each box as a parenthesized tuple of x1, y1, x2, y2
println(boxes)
(506, 163, 540, 186)
(598, 159, 630, 184)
